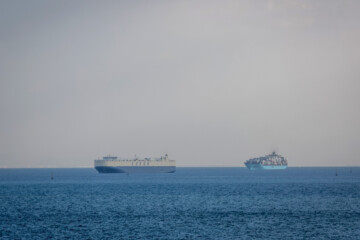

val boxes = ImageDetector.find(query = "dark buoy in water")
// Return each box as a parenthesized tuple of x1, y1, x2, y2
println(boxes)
(350, 168, 352, 174)
(51, 173, 54, 180)
(335, 170, 338, 176)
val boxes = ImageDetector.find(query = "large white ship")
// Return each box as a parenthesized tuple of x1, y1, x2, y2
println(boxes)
(94, 154, 176, 173)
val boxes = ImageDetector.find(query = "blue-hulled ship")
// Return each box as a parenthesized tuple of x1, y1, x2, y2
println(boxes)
(245, 152, 288, 170)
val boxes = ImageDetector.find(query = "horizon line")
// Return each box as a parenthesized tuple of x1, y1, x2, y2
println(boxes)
(0, 165, 359, 169)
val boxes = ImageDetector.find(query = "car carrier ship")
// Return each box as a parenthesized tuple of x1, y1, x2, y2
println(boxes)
(245, 152, 288, 170)
(94, 154, 176, 173)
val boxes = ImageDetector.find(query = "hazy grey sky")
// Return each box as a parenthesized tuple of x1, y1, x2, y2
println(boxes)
(1, 0, 359, 167)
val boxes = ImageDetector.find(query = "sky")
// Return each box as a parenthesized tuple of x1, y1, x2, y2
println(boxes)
(0, 0, 359, 167)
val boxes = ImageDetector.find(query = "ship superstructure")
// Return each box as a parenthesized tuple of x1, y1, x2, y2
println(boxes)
(245, 152, 288, 170)
(94, 154, 176, 173)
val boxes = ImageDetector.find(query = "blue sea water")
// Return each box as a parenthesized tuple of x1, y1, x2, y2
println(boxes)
(0, 167, 359, 239)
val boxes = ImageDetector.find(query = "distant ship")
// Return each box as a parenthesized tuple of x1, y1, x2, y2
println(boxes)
(245, 152, 288, 170)
(94, 154, 176, 173)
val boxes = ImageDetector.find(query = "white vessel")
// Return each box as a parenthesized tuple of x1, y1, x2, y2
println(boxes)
(94, 154, 176, 173)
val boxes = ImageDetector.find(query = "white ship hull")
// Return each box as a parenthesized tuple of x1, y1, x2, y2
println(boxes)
(95, 166, 176, 173)
(94, 154, 176, 174)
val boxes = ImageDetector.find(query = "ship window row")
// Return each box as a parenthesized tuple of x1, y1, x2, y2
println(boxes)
(132, 162, 150, 166)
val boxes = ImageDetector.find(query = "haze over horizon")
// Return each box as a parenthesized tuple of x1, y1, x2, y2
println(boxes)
(1, 0, 360, 168)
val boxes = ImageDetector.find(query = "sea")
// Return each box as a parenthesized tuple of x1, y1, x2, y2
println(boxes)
(0, 167, 359, 239)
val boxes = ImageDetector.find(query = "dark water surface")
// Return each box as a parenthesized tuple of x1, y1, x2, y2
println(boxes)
(1, 167, 360, 239)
